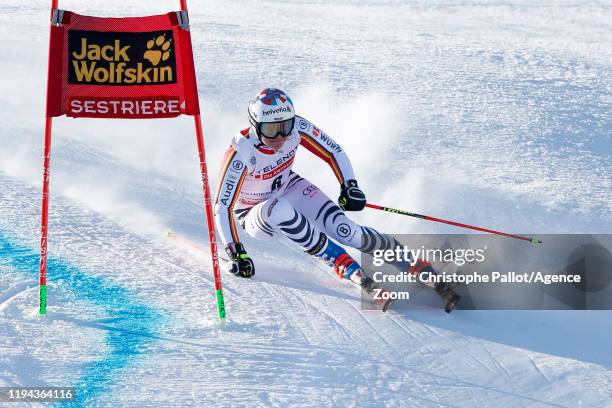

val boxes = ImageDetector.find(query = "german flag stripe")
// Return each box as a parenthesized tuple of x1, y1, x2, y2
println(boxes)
(214, 147, 237, 205)
(228, 169, 247, 241)
(299, 134, 344, 182)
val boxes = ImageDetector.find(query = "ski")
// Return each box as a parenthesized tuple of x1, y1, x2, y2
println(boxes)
(408, 259, 461, 313)
(352, 270, 462, 313)
(435, 283, 461, 314)
(444, 292, 461, 313)
(352, 273, 395, 312)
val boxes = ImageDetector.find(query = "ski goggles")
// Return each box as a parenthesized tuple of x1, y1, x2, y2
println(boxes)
(258, 118, 295, 139)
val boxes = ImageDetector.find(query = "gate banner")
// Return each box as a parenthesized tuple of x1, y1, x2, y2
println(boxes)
(46, 10, 200, 119)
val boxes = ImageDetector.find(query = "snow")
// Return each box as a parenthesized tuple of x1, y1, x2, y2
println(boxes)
(1, 0, 611, 406)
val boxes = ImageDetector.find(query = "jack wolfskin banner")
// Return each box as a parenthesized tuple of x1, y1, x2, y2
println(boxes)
(46, 10, 199, 118)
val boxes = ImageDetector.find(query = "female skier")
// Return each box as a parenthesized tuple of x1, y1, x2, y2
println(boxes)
(214, 88, 459, 312)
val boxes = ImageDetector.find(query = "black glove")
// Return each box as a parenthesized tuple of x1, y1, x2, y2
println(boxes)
(225, 242, 255, 278)
(338, 179, 366, 211)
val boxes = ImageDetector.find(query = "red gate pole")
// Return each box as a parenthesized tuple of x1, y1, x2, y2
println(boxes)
(181, 0, 226, 320)
(39, 0, 59, 315)
(39, 117, 52, 315)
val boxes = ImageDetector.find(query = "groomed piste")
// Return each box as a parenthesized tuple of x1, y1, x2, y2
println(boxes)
(0, 1, 611, 406)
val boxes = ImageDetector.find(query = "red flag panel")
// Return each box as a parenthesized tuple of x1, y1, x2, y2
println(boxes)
(46, 10, 200, 119)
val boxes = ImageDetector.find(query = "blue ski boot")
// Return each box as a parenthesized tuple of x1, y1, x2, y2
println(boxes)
(317, 239, 394, 312)
(318, 238, 362, 282)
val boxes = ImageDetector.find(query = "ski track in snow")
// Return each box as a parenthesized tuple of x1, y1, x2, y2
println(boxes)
(1, 173, 612, 406)
(1, 0, 612, 406)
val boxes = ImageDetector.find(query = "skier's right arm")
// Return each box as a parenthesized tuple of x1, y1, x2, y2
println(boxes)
(214, 146, 255, 278)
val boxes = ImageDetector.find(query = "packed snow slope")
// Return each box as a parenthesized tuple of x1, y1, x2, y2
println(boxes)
(1, 1, 611, 407)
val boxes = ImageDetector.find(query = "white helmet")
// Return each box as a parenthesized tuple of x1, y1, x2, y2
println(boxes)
(248, 88, 296, 140)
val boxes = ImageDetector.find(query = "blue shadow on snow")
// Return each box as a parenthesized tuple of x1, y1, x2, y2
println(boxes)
(0, 231, 161, 406)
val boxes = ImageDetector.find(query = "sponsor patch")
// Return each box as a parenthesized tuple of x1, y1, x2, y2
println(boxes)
(238, 198, 262, 206)
(319, 133, 343, 153)
(302, 185, 319, 196)
(219, 178, 237, 206)
(254, 156, 294, 180)
(232, 160, 244, 171)
(262, 106, 291, 116)
(337, 223, 352, 238)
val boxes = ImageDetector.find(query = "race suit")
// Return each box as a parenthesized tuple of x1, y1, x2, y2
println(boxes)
(213, 116, 394, 256)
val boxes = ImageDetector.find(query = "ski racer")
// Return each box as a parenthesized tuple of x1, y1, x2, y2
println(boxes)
(213, 88, 459, 311)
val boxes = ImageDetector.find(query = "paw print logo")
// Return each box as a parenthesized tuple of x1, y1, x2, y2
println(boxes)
(143, 35, 172, 66)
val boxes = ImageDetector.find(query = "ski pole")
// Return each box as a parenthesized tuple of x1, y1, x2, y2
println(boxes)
(365, 203, 542, 245)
